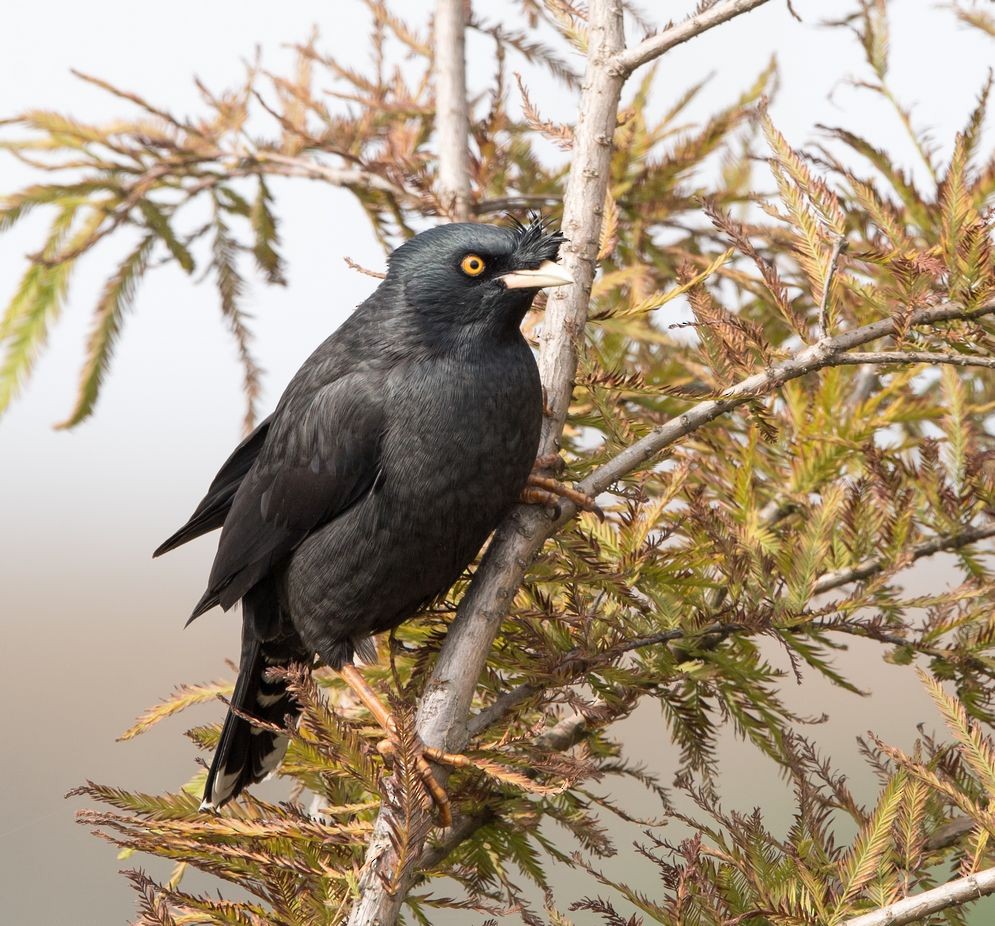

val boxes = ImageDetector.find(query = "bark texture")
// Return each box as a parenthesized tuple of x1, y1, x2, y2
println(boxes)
(433, 0, 471, 220)
(843, 865, 995, 926)
(345, 2, 778, 923)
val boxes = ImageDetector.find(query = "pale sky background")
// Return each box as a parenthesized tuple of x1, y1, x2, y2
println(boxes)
(2, 1, 994, 923)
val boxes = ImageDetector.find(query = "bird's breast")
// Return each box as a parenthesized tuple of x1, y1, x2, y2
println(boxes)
(280, 344, 542, 648)
(377, 348, 541, 533)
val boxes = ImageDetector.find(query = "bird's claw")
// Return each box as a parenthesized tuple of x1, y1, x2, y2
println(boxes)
(532, 452, 566, 475)
(377, 733, 472, 829)
(521, 472, 604, 521)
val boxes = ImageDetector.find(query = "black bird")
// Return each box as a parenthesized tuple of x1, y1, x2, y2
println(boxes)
(155, 216, 577, 823)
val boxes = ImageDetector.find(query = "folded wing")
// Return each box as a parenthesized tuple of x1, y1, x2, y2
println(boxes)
(154, 416, 273, 558)
(181, 373, 385, 621)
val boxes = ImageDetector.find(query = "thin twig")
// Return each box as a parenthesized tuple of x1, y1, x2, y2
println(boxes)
(818, 234, 847, 336)
(843, 864, 995, 926)
(845, 362, 880, 412)
(811, 522, 995, 591)
(473, 194, 564, 215)
(833, 350, 995, 370)
(415, 810, 494, 871)
(611, 0, 774, 76)
(343, 256, 386, 279)
(30, 163, 174, 265)
(925, 815, 976, 851)
(580, 300, 995, 501)
(468, 521, 995, 737)
(249, 151, 416, 202)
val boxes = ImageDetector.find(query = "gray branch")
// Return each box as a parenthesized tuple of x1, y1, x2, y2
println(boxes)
(466, 520, 995, 737)
(346, 1, 626, 921)
(833, 350, 995, 370)
(843, 864, 995, 926)
(818, 235, 847, 336)
(433, 0, 472, 221)
(344, 2, 974, 921)
(249, 151, 419, 204)
(611, 0, 774, 76)
(580, 300, 995, 500)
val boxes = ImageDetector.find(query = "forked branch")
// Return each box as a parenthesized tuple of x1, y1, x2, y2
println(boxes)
(466, 519, 995, 738)
(611, 0, 774, 76)
(344, 1, 968, 922)
(347, 1, 627, 921)
(581, 299, 995, 500)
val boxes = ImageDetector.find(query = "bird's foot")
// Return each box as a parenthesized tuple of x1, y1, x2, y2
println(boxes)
(339, 664, 557, 828)
(532, 451, 566, 474)
(376, 735, 456, 828)
(378, 735, 566, 817)
(521, 466, 603, 521)
(339, 663, 457, 827)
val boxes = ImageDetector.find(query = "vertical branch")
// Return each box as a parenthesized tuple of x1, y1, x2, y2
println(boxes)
(818, 234, 847, 337)
(433, 0, 472, 221)
(420, 0, 624, 753)
(345, 3, 626, 924)
(537, 2, 626, 452)
(347, 3, 776, 923)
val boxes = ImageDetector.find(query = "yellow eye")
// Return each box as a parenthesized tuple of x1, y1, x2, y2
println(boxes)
(460, 253, 486, 277)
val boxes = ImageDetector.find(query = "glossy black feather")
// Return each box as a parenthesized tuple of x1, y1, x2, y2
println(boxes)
(190, 374, 386, 619)
(157, 215, 565, 808)
(153, 416, 272, 558)
(201, 583, 308, 809)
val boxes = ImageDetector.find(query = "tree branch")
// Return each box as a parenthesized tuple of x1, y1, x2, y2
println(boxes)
(467, 520, 995, 737)
(611, 0, 774, 76)
(818, 234, 847, 336)
(580, 300, 995, 500)
(346, 6, 991, 924)
(473, 194, 564, 215)
(415, 809, 494, 871)
(833, 350, 995, 370)
(843, 864, 995, 926)
(248, 151, 418, 203)
(810, 522, 995, 590)
(346, 3, 627, 922)
(925, 814, 976, 851)
(348, 286, 995, 922)
(433, 0, 472, 221)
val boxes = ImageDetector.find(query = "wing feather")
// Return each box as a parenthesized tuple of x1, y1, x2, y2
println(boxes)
(190, 373, 384, 619)
(154, 416, 273, 557)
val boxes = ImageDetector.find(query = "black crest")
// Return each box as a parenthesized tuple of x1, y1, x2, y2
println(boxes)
(507, 211, 567, 264)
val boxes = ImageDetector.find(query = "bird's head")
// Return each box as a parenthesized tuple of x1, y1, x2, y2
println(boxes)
(385, 214, 572, 336)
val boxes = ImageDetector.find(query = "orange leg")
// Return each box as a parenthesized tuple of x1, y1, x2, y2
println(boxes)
(532, 452, 566, 474)
(521, 471, 603, 520)
(339, 663, 472, 828)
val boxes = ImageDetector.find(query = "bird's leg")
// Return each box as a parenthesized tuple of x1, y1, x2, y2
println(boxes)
(339, 663, 472, 828)
(532, 452, 565, 473)
(521, 454, 603, 519)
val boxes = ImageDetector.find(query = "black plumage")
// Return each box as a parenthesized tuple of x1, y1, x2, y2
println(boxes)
(156, 216, 570, 810)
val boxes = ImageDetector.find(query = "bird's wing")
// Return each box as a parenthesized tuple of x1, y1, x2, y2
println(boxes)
(154, 415, 273, 558)
(189, 372, 385, 619)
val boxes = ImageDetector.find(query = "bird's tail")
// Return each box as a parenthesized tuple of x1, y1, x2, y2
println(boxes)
(201, 599, 302, 811)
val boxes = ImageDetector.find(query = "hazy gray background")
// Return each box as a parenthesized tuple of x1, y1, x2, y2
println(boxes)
(2, 1, 993, 922)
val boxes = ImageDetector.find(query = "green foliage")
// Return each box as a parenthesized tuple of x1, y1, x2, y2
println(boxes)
(570, 675, 995, 925)
(3, 0, 992, 922)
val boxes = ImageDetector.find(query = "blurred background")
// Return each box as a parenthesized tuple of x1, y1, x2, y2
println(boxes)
(2, 1, 992, 922)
